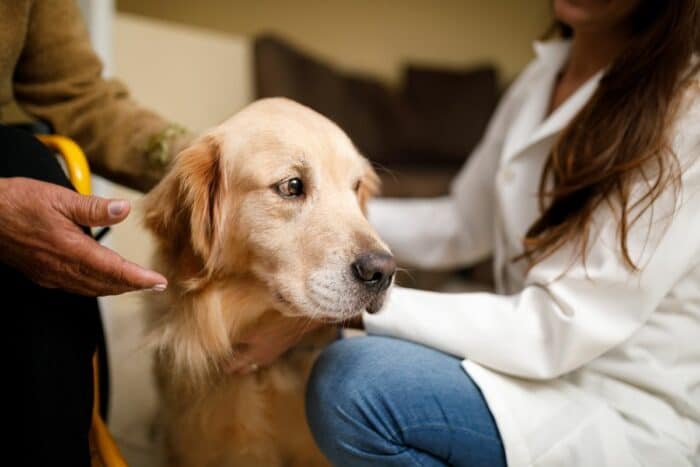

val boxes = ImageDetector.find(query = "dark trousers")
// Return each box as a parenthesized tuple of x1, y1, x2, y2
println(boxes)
(1, 124, 108, 467)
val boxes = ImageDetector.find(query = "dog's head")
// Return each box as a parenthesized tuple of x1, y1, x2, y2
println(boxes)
(144, 98, 393, 331)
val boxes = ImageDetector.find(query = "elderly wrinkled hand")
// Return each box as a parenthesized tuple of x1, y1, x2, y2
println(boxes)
(0, 177, 167, 296)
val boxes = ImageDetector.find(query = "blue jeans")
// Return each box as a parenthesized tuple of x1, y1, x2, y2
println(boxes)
(306, 336, 507, 467)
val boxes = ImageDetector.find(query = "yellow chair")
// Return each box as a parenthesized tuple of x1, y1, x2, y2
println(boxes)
(37, 135, 128, 467)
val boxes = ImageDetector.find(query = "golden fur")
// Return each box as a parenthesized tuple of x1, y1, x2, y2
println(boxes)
(142, 98, 391, 467)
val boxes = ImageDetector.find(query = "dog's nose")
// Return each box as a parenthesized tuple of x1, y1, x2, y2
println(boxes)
(352, 251, 396, 292)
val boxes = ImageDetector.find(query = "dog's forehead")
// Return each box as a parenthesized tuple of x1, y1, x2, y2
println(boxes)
(216, 98, 364, 168)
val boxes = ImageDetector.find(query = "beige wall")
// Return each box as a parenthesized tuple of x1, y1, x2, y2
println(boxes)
(117, 0, 553, 86)
(114, 13, 253, 132)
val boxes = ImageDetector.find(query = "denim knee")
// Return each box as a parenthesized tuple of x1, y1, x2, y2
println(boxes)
(306, 336, 368, 419)
(306, 336, 398, 408)
(306, 337, 394, 449)
(305, 336, 506, 467)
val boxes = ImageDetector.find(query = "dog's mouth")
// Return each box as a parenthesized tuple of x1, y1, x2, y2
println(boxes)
(273, 289, 388, 322)
(273, 290, 293, 307)
(364, 294, 386, 314)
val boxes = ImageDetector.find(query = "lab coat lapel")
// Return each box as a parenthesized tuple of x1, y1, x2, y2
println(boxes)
(528, 71, 603, 148)
(501, 41, 603, 166)
(500, 65, 558, 165)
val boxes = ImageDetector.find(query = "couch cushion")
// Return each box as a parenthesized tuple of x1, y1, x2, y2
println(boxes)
(254, 35, 401, 164)
(398, 65, 498, 166)
(254, 35, 499, 170)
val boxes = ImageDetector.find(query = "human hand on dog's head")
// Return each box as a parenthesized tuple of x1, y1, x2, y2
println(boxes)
(224, 314, 326, 374)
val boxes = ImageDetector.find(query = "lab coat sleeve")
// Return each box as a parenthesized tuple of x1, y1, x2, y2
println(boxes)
(365, 110, 700, 379)
(367, 66, 536, 270)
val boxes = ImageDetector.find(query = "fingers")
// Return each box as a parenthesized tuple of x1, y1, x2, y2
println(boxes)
(1, 179, 166, 296)
(22, 226, 167, 296)
(54, 187, 131, 227)
(235, 362, 260, 375)
(224, 343, 259, 375)
(51, 188, 168, 294)
(78, 239, 168, 294)
(29, 239, 168, 296)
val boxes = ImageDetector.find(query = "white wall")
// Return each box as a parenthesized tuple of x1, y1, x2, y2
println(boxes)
(78, 0, 114, 76)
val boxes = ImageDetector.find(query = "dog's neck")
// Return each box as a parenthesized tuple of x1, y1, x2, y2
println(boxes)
(152, 248, 338, 382)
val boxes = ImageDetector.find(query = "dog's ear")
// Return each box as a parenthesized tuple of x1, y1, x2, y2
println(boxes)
(358, 159, 380, 214)
(143, 136, 226, 262)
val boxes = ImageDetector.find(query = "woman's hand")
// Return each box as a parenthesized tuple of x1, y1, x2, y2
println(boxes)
(0, 177, 167, 296)
(225, 315, 325, 375)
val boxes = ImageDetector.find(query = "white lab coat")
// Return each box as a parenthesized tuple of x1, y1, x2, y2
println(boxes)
(363, 40, 700, 466)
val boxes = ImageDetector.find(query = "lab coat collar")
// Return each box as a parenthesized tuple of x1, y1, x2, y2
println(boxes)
(532, 39, 571, 64)
(502, 40, 603, 165)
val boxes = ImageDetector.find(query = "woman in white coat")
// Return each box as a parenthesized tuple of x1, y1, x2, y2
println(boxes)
(302, 1, 700, 466)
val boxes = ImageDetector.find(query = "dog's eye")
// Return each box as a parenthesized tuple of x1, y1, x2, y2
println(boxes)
(276, 178, 304, 198)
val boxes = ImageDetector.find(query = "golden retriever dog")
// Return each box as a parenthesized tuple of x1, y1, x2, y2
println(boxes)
(142, 97, 395, 467)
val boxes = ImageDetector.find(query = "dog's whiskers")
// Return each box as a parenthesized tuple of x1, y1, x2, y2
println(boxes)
(395, 267, 416, 286)
(371, 161, 399, 183)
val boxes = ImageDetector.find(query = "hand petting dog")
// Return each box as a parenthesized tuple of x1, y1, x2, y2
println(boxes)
(225, 315, 325, 374)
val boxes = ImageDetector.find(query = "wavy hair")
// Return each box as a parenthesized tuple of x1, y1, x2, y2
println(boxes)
(521, 0, 700, 269)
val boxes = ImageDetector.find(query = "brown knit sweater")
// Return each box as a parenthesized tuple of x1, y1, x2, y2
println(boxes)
(0, 0, 191, 191)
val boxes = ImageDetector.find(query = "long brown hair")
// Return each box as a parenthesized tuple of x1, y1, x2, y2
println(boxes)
(521, 0, 700, 270)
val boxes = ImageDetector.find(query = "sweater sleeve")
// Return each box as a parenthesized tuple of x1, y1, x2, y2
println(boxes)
(364, 101, 700, 379)
(12, 0, 192, 191)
